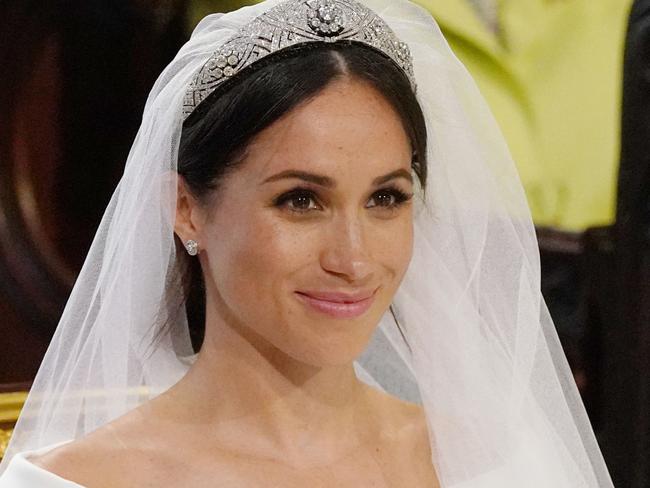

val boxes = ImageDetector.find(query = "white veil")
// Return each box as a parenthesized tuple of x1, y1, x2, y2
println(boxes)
(1, 1, 614, 487)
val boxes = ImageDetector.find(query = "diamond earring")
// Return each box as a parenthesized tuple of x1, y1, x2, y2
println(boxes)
(185, 239, 199, 256)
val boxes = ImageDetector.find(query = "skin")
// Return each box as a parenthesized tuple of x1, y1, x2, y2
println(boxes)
(31, 77, 440, 487)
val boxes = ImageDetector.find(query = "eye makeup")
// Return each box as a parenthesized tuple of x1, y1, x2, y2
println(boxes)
(271, 184, 413, 215)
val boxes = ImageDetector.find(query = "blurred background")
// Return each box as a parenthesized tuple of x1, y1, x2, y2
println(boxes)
(0, 0, 648, 486)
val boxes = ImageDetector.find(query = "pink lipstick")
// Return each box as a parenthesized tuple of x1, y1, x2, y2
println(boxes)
(294, 289, 376, 319)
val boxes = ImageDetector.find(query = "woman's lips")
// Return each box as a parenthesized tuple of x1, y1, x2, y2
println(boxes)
(294, 289, 376, 319)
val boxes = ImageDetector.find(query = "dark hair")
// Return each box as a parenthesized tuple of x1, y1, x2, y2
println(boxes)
(172, 42, 427, 352)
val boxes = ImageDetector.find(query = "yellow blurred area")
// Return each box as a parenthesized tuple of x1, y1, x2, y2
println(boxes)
(415, 0, 633, 231)
(188, 0, 632, 231)
(0, 392, 27, 460)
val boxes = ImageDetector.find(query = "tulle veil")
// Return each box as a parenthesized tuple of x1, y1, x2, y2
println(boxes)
(1, 1, 614, 487)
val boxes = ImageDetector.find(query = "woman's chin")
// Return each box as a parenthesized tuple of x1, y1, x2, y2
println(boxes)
(288, 320, 379, 368)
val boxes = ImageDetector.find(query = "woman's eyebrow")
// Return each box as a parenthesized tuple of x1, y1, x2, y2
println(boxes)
(373, 168, 413, 186)
(261, 170, 334, 187)
(261, 168, 413, 187)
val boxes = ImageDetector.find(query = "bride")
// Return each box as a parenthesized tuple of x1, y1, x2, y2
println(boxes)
(0, 0, 615, 487)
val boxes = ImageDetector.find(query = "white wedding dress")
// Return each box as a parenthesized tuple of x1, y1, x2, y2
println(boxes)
(0, 455, 505, 488)
(0, 441, 520, 488)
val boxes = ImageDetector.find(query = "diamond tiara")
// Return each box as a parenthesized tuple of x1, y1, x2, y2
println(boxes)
(183, 0, 416, 120)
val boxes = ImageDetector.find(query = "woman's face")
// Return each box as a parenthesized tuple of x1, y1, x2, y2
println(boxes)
(192, 77, 415, 366)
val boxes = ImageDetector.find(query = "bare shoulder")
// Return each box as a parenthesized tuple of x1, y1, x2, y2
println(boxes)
(31, 432, 125, 487)
(361, 384, 432, 456)
(362, 385, 440, 487)
(385, 397, 440, 487)
(362, 383, 428, 436)
(30, 405, 163, 488)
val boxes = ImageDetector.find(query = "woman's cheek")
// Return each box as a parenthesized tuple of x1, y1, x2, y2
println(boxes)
(396, 217, 414, 276)
(224, 216, 313, 311)
(371, 212, 414, 273)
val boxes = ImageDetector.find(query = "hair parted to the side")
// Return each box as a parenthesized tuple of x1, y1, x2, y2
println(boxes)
(162, 41, 427, 353)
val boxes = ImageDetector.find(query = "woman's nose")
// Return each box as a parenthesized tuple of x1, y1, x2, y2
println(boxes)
(319, 215, 373, 283)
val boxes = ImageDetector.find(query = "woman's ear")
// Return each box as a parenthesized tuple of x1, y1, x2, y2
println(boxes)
(174, 175, 203, 245)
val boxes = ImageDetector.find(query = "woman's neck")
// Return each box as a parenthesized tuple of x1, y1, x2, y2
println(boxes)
(161, 307, 379, 466)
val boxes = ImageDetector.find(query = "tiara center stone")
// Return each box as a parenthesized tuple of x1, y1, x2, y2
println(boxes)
(307, 0, 345, 36)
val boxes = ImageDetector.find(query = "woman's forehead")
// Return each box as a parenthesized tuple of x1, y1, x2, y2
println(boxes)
(241, 78, 413, 181)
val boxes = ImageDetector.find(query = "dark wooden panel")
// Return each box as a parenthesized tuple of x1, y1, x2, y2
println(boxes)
(0, 0, 186, 384)
(598, 1, 650, 486)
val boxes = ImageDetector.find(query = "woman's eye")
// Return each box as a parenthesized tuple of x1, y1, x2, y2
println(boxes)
(371, 192, 398, 207)
(290, 194, 318, 211)
(367, 188, 413, 209)
(274, 189, 321, 213)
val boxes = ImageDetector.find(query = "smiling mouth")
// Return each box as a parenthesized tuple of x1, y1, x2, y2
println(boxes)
(294, 289, 377, 319)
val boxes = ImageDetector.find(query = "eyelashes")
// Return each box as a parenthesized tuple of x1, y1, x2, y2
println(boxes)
(272, 186, 413, 214)
(368, 187, 413, 209)
(273, 188, 321, 212)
